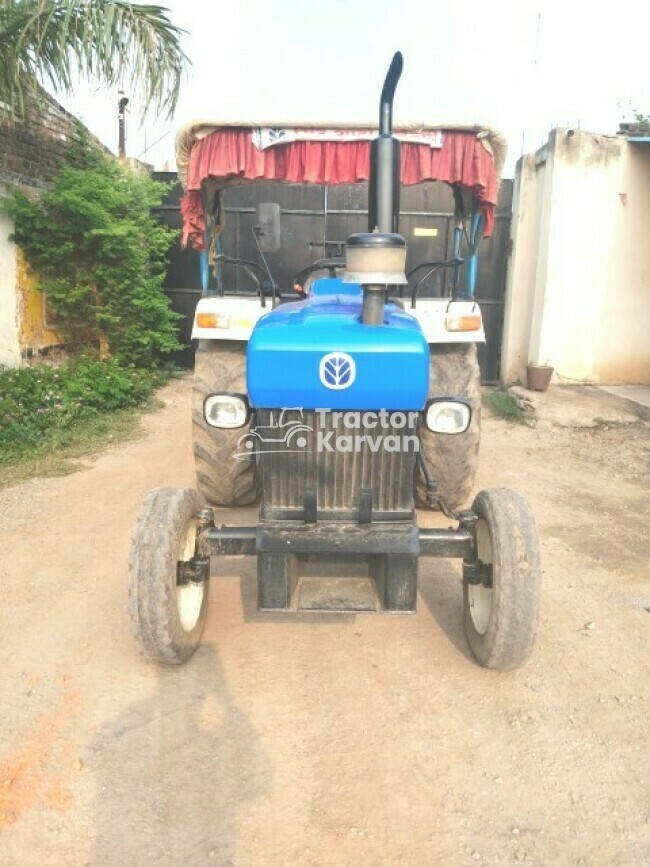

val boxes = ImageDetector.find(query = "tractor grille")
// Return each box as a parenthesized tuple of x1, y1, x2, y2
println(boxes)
(256, 409, 418, 522)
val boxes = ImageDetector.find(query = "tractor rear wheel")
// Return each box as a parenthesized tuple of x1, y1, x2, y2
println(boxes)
(415, 343, 481, 511)
(192, 340, 259, 507)
(462, 488, 541, 670)
(128, 487, 209, 664)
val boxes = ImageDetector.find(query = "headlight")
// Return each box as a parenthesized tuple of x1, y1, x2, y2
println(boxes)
(425, 399, 471, 434)
(204, 394, 249, 429)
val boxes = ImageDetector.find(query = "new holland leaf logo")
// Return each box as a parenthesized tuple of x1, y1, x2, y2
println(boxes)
(319, 352, 356, 390)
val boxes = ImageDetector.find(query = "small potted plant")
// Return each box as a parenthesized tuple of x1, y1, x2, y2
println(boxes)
(526, 360, 554, 392)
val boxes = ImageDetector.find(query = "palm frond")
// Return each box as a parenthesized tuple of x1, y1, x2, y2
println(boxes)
(0, 0, 188, 119)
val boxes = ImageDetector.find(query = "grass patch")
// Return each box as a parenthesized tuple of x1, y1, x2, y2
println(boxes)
(482, 389, 528, 424)
(0, 398, 163, 487)
(0, 358, 170, 487)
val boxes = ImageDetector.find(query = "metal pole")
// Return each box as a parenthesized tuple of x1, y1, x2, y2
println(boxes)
(118, 94, 129, 159)
(369, 53, 403, 233)
(361, 287, 386, 325)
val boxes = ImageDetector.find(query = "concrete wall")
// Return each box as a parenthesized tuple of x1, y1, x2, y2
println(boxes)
(0, 205, 63, 367)
(0, 89, 101, 366)
(502, 129, 650, 385)
(0, 196, 20, 367)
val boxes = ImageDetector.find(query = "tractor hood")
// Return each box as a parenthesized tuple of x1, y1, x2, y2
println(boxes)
(246, 280, 429, 411)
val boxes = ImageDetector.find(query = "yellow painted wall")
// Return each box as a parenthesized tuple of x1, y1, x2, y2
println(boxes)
(17, 252, 64, 353)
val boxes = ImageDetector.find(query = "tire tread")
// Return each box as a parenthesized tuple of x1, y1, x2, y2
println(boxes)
(192, 341, 259, 506)
(463, 488, 541, 670)
(128, 487, 208, 664)
(416, 343, 481, 510)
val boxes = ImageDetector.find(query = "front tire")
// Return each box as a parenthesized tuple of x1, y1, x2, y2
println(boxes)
(416, 343, 481, 510)
(128, 487, 209, 664)
(193, 340, 259, 507)
(463, 488, 541, 670)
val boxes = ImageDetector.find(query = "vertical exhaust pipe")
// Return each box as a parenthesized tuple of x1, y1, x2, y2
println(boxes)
(346, 53, 407, 325)
(368, 52, 403, 234)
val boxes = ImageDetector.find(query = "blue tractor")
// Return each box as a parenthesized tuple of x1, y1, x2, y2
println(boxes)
(129, 55, 540, 670)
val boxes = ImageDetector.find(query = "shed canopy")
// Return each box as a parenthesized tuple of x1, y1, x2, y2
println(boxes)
(176, 121, 506, 250)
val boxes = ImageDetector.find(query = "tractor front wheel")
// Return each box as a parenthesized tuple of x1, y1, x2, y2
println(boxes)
(193, 340, 259, 507)
(463, 488, 541, 670)
(128, 487, 209, 664)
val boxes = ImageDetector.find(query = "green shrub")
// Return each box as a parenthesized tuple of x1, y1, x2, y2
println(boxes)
(0, 131, 181, 367)
(0, 359, 167, 465)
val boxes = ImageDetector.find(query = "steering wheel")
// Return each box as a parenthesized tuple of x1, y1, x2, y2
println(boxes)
(293, 257, 346, 294)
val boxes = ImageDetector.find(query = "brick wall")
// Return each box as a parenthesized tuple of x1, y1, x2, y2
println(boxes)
(0, 87, 107, 191)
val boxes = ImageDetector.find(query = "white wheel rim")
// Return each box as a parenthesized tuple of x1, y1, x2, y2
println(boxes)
(176, 517, 204, 632)
(468, 518, 493, 635)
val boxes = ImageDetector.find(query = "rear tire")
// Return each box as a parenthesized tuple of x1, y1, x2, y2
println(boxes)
(193, 340, 259, 507)
(128, 487, 209, 665)
(463, 488, 541, 670)
(416, 343, 481, 510)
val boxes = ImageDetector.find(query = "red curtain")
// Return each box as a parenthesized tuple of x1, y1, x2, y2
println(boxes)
(181, 129, 498, 249)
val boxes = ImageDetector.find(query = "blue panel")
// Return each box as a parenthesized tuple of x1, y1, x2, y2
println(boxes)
(247, 282, 429, 410)
(310, 277, 363, 297)
(466, 210, 484, 299)
(200, 249, 210, 294)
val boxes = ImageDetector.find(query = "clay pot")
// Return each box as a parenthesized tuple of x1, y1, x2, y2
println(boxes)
(526, 363, 554, 392)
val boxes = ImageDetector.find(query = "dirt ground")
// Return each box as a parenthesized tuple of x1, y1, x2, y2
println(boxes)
(1, 376, 648, 866)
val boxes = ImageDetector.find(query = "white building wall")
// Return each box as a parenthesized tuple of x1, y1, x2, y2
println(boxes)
(500, 153, 542, 384)
(0, 196, 20, 368)
(501, 129, 650, 385)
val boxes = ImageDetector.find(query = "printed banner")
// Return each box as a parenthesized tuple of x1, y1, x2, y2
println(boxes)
(252, 127, 444, 151)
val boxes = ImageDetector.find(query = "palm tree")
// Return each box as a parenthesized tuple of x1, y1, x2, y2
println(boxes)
(0, 0, 187, 119)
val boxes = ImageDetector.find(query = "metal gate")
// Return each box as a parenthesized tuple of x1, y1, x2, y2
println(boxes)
(154, 173, 512, 381)
(151, 172, 201, 368)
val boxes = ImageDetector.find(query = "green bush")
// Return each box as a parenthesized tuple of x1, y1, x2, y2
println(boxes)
(0, 359, 167, 465)
(0, 131, 181, 367)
